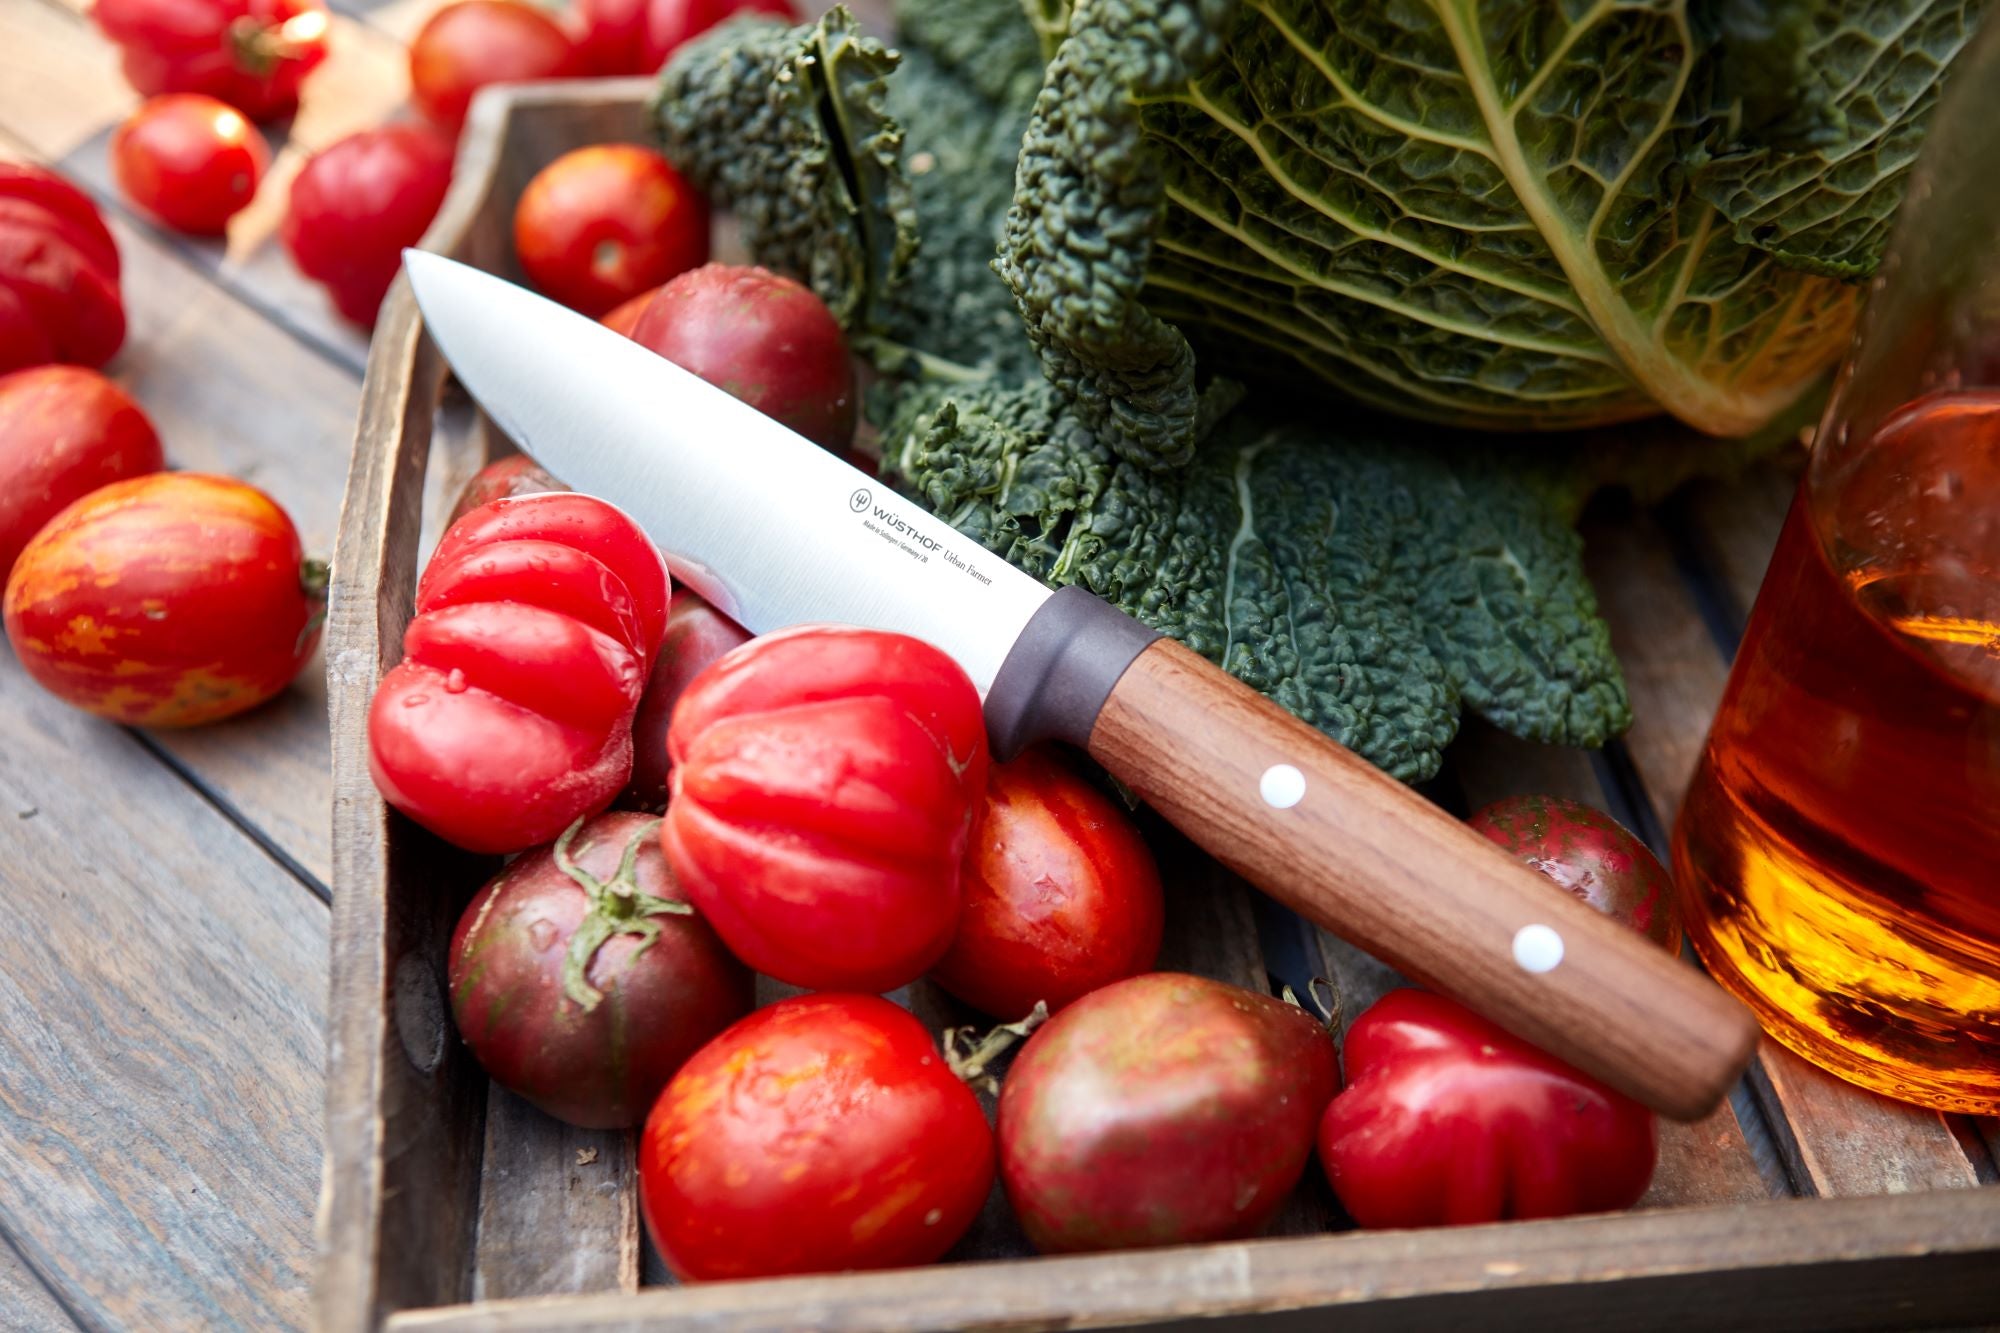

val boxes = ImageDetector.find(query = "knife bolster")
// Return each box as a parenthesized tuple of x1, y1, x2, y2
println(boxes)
(985, 586, 1160, 760)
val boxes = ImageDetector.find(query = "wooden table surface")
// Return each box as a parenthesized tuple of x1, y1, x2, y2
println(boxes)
(0, 0, 421, 1324)
(2, 1, 1994, 1329)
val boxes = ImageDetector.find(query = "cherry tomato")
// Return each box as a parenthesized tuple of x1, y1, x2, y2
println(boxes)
(0, 163, 124, 375)
(641, 0, 794, 68)
(449, 811, 752, 1128)
(408, 0, 582, 135)
(513, 145, 707, 316)
(640, 993, 994, 1280)
(282, 125, 455, 326)
(1318, 989, 1658, 1227)
(929, 746, 1164, 1019)
(368, 492, 669, 853)
(3, 473, 323, 726)
(110, 94, 268, 235)
(998, 973, 1338, 1253)
(92, 0, 330, 123)
(598, 282, 660, 338)
(662, 625, 988, 992)
(1469, 794, 1680, 953)
(630, 263, 854, 451)
(623, 587, 749, 811)
(445, 454, 565, 526)
(0, 365, 163, 581)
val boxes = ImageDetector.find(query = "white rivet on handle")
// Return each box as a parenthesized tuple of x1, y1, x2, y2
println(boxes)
(1512, 924, 1565, 973)
(1260, 764, 1306, 809)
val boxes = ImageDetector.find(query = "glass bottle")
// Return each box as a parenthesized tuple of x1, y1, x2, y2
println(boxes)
(1673, 16, 2000, 1113)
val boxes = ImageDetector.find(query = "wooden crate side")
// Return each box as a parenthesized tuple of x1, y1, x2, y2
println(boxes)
(1585, 502, 1983, 1196)
(380, 1190, 2000, 1333)
(472, 1093, 640, 1301)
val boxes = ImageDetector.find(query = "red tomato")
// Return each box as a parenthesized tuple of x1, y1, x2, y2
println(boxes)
(513, 145, 708, 317)
(3, 473, 323, 726)
(0, 165, 123, 375)
(449, 811, 753, 1128)
(662, 625, 988, 992)
(597, 282, 660, 338)
(631, 263, 855, 451)
(623, 587, 749, 811)
(998, 972, 1338, 1253)
(929, 747, 1164, 1019)
(92, 0, 330, 123)
(1318, 989, 1658, 1228)
(110, 94, 268, 234)
(1469, 794, 1680, 953)
(640, 993, 994, 1280)
(282, 125, 455, 327)
(641, 0, 795, 68)
(368, 492, 669, 853)
(408, 0, 582, 135)
(445, 453, 565, 526)
(0, 366, 163, 581)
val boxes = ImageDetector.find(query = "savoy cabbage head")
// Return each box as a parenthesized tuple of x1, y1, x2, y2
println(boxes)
(997, 0, 1984, 467)
(652, 0, 1968, 780)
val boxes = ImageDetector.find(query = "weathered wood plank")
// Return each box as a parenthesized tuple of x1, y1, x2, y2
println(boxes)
(0, 1237, 83, 1332)
(0, 656, 326, 1329)
(1584, 500, 1982, 1197)
(384, 1189, 2000, 1333)
(1675, 457, 1805, 638)
(1449, 721, 1773, 1208)
(473, 1090, 640, 1302)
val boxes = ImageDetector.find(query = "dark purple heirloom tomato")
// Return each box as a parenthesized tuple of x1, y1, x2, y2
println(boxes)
(997, 972, 1338, 1254)
(448, 810, 752, 1128)
(1469, 794, 1680, 953)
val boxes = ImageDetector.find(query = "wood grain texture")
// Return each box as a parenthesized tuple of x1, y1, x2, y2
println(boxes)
(382, 1190, 2000, 1333)
(0, 657, 326, 1329)
(1675, 458, 1806, 637)
(1585, 501, 1986, 1197)
(1088, 637, 1758, 1122)
(472, 1091, 640, 1302)
(0, 1235, 83, 1332)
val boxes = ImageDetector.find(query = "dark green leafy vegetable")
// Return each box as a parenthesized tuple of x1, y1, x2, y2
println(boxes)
(648, 0, 1960, 779)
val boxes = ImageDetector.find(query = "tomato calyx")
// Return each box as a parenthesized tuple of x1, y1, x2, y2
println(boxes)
(553, 815, 694, 1011)
(227, 10, 330, 76)
(295, 556, 330, 655)
(1281, 977, 1342, 1036)
(944, 1000, 1049, 1094)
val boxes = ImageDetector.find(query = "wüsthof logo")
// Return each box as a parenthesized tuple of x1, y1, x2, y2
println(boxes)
(848, 487, 872, 513)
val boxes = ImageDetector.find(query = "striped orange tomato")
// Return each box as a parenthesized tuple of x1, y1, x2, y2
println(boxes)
(2, 472, 323, 726)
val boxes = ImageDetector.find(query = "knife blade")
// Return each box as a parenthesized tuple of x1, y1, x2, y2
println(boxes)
(403, 251, 1759, 1122)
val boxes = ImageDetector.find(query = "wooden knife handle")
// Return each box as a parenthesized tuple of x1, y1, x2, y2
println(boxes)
(1085, 637, 1760, 1122)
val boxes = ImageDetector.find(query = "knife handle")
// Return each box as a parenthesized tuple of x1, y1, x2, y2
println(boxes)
(986, 589, 1759, 1122)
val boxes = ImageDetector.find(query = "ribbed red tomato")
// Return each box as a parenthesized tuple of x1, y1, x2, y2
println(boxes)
(929, 746, 1164, 1019)
(998, 972, 1339, 1253)
(1317, 989, 1658, 1228)
(445, 454, 564, 526)
(568, 0, 794, 75)
(661, 625, 988, 992)
(598, 282, 660, 338)
(629, 264, 855, 452)
(282, 125, 455, 326)
(408, 0, 582, 134)
(0, 163, 124, 374)
(0, 366, 163, 581)
(111, 94, 268, 234)
(92, 0, 330, 122)
(3, 473, 323, 726)
(512, 145, 708, 317)
(367, 492, 669, 853)
(622, 587, 749, 812)
(640, 993, 994, 1280)
(449, 811, 752, 1128)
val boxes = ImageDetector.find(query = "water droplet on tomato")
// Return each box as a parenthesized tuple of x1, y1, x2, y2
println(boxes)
(528, 919, 557, 950)
(402, 693, 429, 707)
(444, 668, 467, 694)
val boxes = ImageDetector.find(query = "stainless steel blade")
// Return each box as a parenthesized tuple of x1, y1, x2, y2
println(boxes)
(403, 251, 1051, 692)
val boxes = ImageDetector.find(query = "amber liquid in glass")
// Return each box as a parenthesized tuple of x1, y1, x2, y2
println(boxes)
(1675, 393, 2000, 1112)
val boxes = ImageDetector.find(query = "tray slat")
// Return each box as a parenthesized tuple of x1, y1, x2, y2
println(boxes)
(472, 1092, 640, 1301)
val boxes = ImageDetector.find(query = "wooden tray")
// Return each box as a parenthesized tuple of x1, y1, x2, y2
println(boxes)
(316, 81, 2000, 1333)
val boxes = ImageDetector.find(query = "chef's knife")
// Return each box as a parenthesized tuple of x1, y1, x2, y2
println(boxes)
(403, 251, 1758, 1122)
